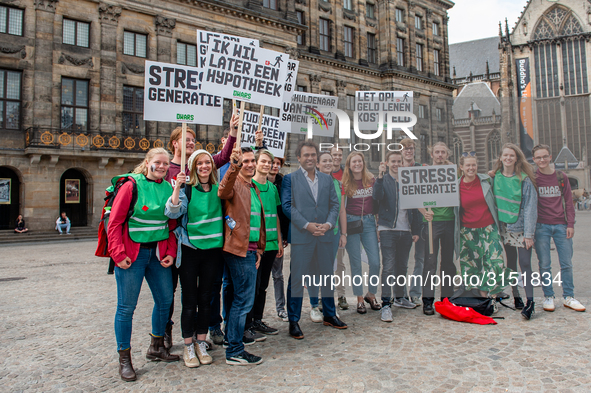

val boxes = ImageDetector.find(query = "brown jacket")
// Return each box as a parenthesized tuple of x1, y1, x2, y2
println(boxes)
(218, 162, 266, 257)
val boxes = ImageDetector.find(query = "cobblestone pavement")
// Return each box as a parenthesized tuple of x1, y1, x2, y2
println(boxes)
(2, 213, 591, 392)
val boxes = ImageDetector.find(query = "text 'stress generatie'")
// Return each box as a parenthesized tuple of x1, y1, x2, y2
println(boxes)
(237, 109, 286, 158)
(355, 91, 414, 131)
(279, 92, 339, 137)
(398, 165, 459, 210)
(199, 38, 291, 107)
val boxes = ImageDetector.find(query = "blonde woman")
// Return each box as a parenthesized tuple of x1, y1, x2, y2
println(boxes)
(107, 148, 179, 382)
(492, 143, 538, 320)
(342, 152, 381, 313)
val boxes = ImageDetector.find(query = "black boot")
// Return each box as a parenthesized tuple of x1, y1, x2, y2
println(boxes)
(118, 348, 137, 382)
(521, 300, 535, 320)
(423, 298, 435, 315)
(514, 297, 524, 310)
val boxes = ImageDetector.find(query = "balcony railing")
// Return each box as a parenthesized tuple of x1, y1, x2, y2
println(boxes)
(24, 127, 223, 154)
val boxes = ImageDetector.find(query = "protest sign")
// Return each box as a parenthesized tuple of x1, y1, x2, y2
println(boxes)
(356, 91, 413, 131)
(143, 60, 223, 125)
(398, 165, 459, 209)
(282, 59, 299, 102)
(279, 92, 338, 137)
(238, 109, 286, 158)
(200, 39, 289, 107)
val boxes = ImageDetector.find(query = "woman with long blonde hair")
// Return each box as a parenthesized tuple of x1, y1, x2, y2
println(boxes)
(108, 147, 179, 382)
(492, 143, 538, 320)
(342, 152, 381, 314)
(165, 149, 224, 368)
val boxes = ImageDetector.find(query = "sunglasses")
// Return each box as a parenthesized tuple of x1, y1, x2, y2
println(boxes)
(461, 151, 476, 157)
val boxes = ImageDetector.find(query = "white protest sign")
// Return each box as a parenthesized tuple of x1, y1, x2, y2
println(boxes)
(282, 59, 299, 102)
(143, 60, 223, 125)
(398, 165, 459, 209)
(200, 40, 289, 107)
(279, 92, 338, 137)
(356, 91, 413, 131)
(238, 110, 286, 158)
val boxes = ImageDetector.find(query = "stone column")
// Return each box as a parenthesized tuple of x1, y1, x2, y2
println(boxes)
(98, 3, 122, 134)
(32, 0, 59, 129)
(155, 16, 176, 137)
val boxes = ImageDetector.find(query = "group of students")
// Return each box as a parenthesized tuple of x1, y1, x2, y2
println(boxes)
(106, 119, 585, 382)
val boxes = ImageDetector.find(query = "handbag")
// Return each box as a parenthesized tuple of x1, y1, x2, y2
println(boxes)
(449, 287, 496, 317)
(347, 195, 365, 236)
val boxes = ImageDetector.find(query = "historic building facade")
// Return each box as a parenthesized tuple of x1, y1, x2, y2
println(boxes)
(0, 0, 455, 230)
(499, 0, 590, 188)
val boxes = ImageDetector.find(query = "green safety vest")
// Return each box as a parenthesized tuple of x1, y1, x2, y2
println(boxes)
(494, 171, 524, 224)
(253, 180, 279, 250)
(186, 184, 224, 250)
(333, 178, 341, 235)
(249, 187, 262, 242)
(117, 173, 172, 243)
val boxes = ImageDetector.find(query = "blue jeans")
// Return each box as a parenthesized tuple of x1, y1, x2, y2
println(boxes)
(57, 223, 70, 234)
(223, 251, 257, 358)
(114, 248, 173, 351)
(534, 223, 575, 298)
(409, 223, 425, 298)
(345, 214, 381, 296)
(380, 230, 413, 304)
(209, 262, 230, 331)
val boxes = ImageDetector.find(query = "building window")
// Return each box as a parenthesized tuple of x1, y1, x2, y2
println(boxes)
(123, 86, 144, 134)
(452, 134, 463, 163)
(366, 3, 375, 19)
(177, 42, 197, 67)
(420, 134, 428, 163)
(63, 19, 90, 47)
(415, 15, 423, 30)
(562, 39, 588, 96)
(297, 85, 307, 92)
(321, 90, 332, 96)
(367, 33, 377, 64)
(416, 43, 423, 71)
(395, 8, 404, 23)
(432, 22, 439, 36)
(319, 18, 330, 51)
(436, 108, 443, 121)
(297, 11, 305, 46)
(344, 0, 352, 11)
(433, 49, 440, 76)
(0, 70, 21, 130)
(61, 78, 88, 131)
(487, 130, 502, 170)
(264, 107, 280, 117)
(123, 31, 147, 58)
(0, 6, 23, 36)
(346, 94, 355, 111)
(396, 38, 404, 67)
(418, 104, 426, 119)
(263, 0, 277, 10)
(344, 26, 354, 58)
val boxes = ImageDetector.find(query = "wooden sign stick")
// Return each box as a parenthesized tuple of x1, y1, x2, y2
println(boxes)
(180, 122, 187, 171)
(258, 105, 265, 130)
(236, 100, 246, 148)
(428, 207, 434, 254)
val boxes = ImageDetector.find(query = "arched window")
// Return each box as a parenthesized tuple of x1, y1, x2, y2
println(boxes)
(452, 134, 463, 163)
(487, 130, 502, 170)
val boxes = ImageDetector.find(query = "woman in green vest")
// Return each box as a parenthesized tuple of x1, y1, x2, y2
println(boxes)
(165, 149, 225, 368)
(492, 143, 538, 320)
(308, 151, 347, 320)
(108, 147, 179, 382)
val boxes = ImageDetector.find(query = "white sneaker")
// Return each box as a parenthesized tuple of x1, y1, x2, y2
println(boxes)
(543, 297, 555, 312)
(564, 297, 586, 312)
(381, 305, 393, 322)
(183, 344, 200, 368)
(196, 341, 212, 365)
(310, 307, 323, 323)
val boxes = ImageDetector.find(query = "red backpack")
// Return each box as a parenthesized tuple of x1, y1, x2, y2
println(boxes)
(95, 176, 138, 257)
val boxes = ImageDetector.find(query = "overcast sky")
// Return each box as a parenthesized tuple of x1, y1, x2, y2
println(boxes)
(447, 0, 527, 44)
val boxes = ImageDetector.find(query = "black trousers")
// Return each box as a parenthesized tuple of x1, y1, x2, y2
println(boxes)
(422, 221, 456, 301)
(503, 243, 534, 299)
(178, 245, 224, 338)
(245, 250, 278, 329)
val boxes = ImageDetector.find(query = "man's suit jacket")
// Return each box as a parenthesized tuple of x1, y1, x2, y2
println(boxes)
(281, 168, 339, 245)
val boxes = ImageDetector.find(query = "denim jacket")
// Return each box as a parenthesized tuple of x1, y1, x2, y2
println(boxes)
(164, 186, 196, 267)
(454, 174, 500, 257)
(372, 174, 422, 237)
(493, 175, 538, 238)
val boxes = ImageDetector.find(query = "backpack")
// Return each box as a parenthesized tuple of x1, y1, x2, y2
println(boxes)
(556, 171, 566, 196)
(95, 176, 138, 258)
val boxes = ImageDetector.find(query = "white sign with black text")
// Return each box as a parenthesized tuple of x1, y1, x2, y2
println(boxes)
(398, 165, 459, 210)
(356, 91, 414, 131)
(279, 92, 338, 137)
(238, 110, 286, 158)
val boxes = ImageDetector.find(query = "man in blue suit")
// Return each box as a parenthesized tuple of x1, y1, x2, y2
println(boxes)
(281, 141, 347, 339)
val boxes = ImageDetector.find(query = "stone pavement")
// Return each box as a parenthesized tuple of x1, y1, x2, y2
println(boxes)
(2, 213, 591, 392)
